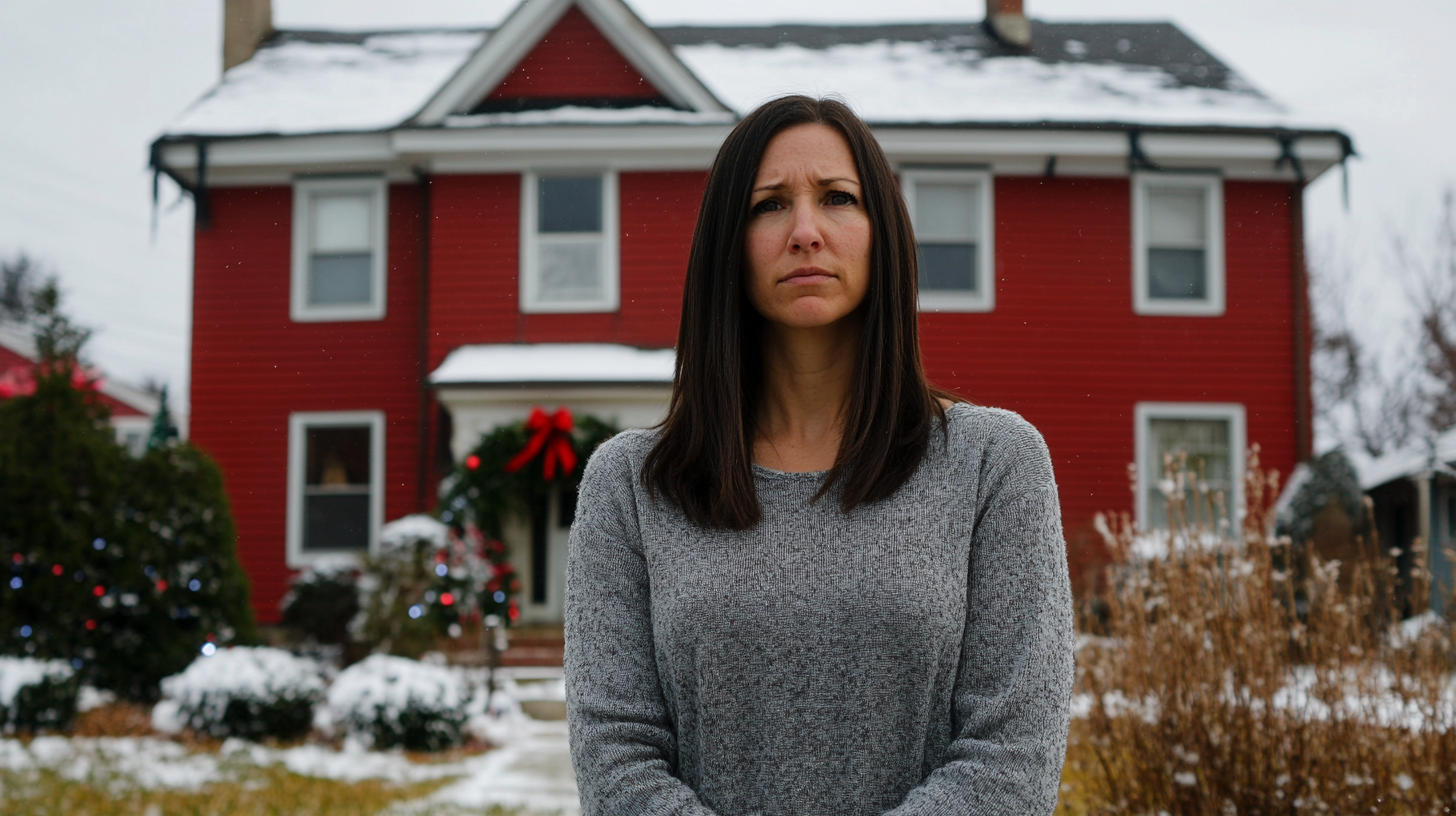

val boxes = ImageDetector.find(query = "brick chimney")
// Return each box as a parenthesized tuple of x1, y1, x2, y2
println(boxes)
(223, 0, 274, 71)
(986, 0, 1032, 49)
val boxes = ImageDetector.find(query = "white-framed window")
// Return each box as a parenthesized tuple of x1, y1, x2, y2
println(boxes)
(286, 411, 385, 568)
(290, 176, 388, 322)
(1135, 402, 1246, 534)
(1132, 173, 1224, 316)
(520, 170, 619, 313)
(902, 169, 994, 312)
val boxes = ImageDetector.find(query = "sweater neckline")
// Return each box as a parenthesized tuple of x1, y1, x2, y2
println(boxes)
(748, 403, 970, 480)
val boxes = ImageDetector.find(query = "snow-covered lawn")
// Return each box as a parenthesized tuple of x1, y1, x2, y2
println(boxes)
(0, 670, 578, 816)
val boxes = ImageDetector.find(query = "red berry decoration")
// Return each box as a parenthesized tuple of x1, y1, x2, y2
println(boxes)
(93, 585, 105, 597)
(441, 592, 455, 606)
(52, 565, 63, 576)
(85, 620, 97, 631)
(465, 454, 481, 470)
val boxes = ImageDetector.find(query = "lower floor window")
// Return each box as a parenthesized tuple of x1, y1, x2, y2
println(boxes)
(1135, 403, 1245, 534)
(288, 411, 384, 566)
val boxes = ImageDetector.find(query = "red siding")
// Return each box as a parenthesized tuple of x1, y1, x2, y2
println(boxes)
(191, 184, 427, 622)
(920, 177, 1299, 589)
(486, 6, 662, 102)
(429, 170, 701, 364)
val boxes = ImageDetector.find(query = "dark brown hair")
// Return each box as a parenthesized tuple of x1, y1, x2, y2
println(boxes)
(642, 95, 955, 529)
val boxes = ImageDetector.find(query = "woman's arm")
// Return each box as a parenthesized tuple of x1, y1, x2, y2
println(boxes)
(564, 438, 722, 816)
(884, 416, 1075, 816)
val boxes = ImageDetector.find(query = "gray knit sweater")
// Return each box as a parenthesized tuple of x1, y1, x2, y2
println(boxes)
(564, 403, 1073, 816)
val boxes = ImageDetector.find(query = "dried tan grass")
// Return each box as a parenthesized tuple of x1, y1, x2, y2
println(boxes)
(1070, 445, 1456, 814)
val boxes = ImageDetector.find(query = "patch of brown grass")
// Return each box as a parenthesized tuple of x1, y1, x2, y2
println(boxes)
(0, 764, 494, 816)
(1075, 445, 1456, 814)
(72, 701, 154, 738)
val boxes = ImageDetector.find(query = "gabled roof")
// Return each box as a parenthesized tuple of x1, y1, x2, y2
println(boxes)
(0, 323, 160, 417)
(159, 2, 1338, 141)
(413, 0, 727, 123)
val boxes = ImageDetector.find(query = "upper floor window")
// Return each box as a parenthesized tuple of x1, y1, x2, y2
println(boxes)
(291, 177, 388, 322)
(1134, 402, 1245, 534)
(902, 169, 994, 312)
(286, 410, 384, 568)
(520, 170, 619, 313)
(1132, 173, 1224, 316)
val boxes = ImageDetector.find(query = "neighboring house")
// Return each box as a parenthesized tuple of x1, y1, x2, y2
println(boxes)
(1351, 439, 1456, 617)
(152, 0, 1351, 625)
(0, 322, 166, 456)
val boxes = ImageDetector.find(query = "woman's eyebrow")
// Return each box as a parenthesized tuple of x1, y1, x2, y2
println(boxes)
(752, 177, 861, 193)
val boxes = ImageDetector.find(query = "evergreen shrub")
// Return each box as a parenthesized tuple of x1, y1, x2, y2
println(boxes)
(280, 566, 359, 646)
(158, 646, 325, 741)
(0, 298, 257, 701)
(324, 653, 473, 751)
(0, 656, 79, 733)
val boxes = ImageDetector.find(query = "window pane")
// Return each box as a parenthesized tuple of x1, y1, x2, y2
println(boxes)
(1147, 186, 1205, 248)
(538, 240, 602, 301)
(1147, 248, 1206, 300)
(308, 254, 372, 305)
(311, 193, 372, 252)
(919, 243, 978, 293)
(304, 494, 370, 551)
(538, 176, 602, 233)
(915, 182, 979, 242)
(306, 426, 370, 486)
(1147, 417, 1230, 531)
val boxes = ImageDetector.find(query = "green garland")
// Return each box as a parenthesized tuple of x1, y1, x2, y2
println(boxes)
(438, 411, 618, 625)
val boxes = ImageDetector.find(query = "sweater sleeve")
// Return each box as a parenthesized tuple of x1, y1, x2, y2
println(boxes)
(882, 416, 1075, 816)
(563, 437, 722, 816)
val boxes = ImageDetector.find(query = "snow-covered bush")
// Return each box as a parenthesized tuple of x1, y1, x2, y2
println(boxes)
(0, 656, 79, 733)
(156, 646, 325, 741)
(324, 653, 473, 751)
(280, 565, 359, 646)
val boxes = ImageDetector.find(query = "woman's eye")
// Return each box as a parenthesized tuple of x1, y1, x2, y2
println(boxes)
(752, 199, 782, 214)
(827, 191, 858, 206)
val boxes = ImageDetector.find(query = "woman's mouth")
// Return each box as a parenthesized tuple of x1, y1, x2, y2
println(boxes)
(781, 267, 835, 285)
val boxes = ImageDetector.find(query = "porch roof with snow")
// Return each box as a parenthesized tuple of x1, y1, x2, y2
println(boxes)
(429, 344, 675, 388)
(158, 2, 1344, 140)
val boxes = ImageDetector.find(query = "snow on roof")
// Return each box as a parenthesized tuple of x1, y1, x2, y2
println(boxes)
(159, 18, 1328, 140)
(672, 39, 1289, 129)
(1349, 427, 1456, 491)
(166, 31, 486, 137)
(429, 344, 674, 386)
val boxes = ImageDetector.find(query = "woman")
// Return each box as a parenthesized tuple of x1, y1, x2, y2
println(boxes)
(564, 95, 1073, 816)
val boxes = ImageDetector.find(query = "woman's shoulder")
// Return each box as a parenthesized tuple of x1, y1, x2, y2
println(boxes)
(939, 402, 1054, 488)
(580, 426, 662, 482)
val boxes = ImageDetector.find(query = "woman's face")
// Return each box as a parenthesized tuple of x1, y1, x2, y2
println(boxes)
(744, 123, 871, 331)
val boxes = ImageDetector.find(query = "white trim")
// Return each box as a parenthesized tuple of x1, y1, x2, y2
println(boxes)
(1134, 402, 1246, 533)
(902, 168, 995, 312)
(286, 410, 386, 569)
(413, 0, 726, 124)
(156, 130, 1347, 186)
(1132, 172, 1225, 316)
(290, 176, 389, 322)
(519, 169, 620, 313)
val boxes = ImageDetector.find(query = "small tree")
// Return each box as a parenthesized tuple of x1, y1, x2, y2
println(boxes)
(146, 384, 180, 450)
(0, 281, 256, 701)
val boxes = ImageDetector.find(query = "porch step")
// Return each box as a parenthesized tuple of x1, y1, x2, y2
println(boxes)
(499, 625, 565, 667)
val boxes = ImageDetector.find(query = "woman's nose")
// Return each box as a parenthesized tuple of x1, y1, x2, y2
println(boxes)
(787, 205, 824, 252)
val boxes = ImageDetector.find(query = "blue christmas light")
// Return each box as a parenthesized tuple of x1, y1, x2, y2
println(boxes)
(20, 626, 32, 637)
(201, 642, 217, 657)
(494, 590, 505, 603)
(70, 658, 83, 670)
(188, 579, 201, 591)
(9, 577, 20, 589)
(92, 538, 106, 551)
(435, 563, 448, 577)
(408, 604, 425, 619)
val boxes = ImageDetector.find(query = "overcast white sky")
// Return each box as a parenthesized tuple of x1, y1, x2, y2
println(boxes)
(0, 0, 1452, 418)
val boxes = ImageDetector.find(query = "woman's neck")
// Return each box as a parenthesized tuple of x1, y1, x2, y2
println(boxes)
(753, 315, 861, 472)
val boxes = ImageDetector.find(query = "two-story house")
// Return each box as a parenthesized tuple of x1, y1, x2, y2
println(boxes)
(152, 0, 1352, 625)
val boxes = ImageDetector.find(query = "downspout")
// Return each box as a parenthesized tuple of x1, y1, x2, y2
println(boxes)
(1280, 133, 1312, 463)
(148, 138, 212, 231)
(414, 167, 433, 512)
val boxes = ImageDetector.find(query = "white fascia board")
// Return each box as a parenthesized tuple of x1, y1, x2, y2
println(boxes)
(159, 133, 396, 171)
(413, 0, 573, 125)
(576, 0, 728, 113)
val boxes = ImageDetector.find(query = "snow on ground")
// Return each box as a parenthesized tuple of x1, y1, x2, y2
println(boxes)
(166, 31, 486, 136)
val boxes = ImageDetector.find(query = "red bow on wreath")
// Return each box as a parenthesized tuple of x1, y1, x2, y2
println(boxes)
(503, 406, 578, 480)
